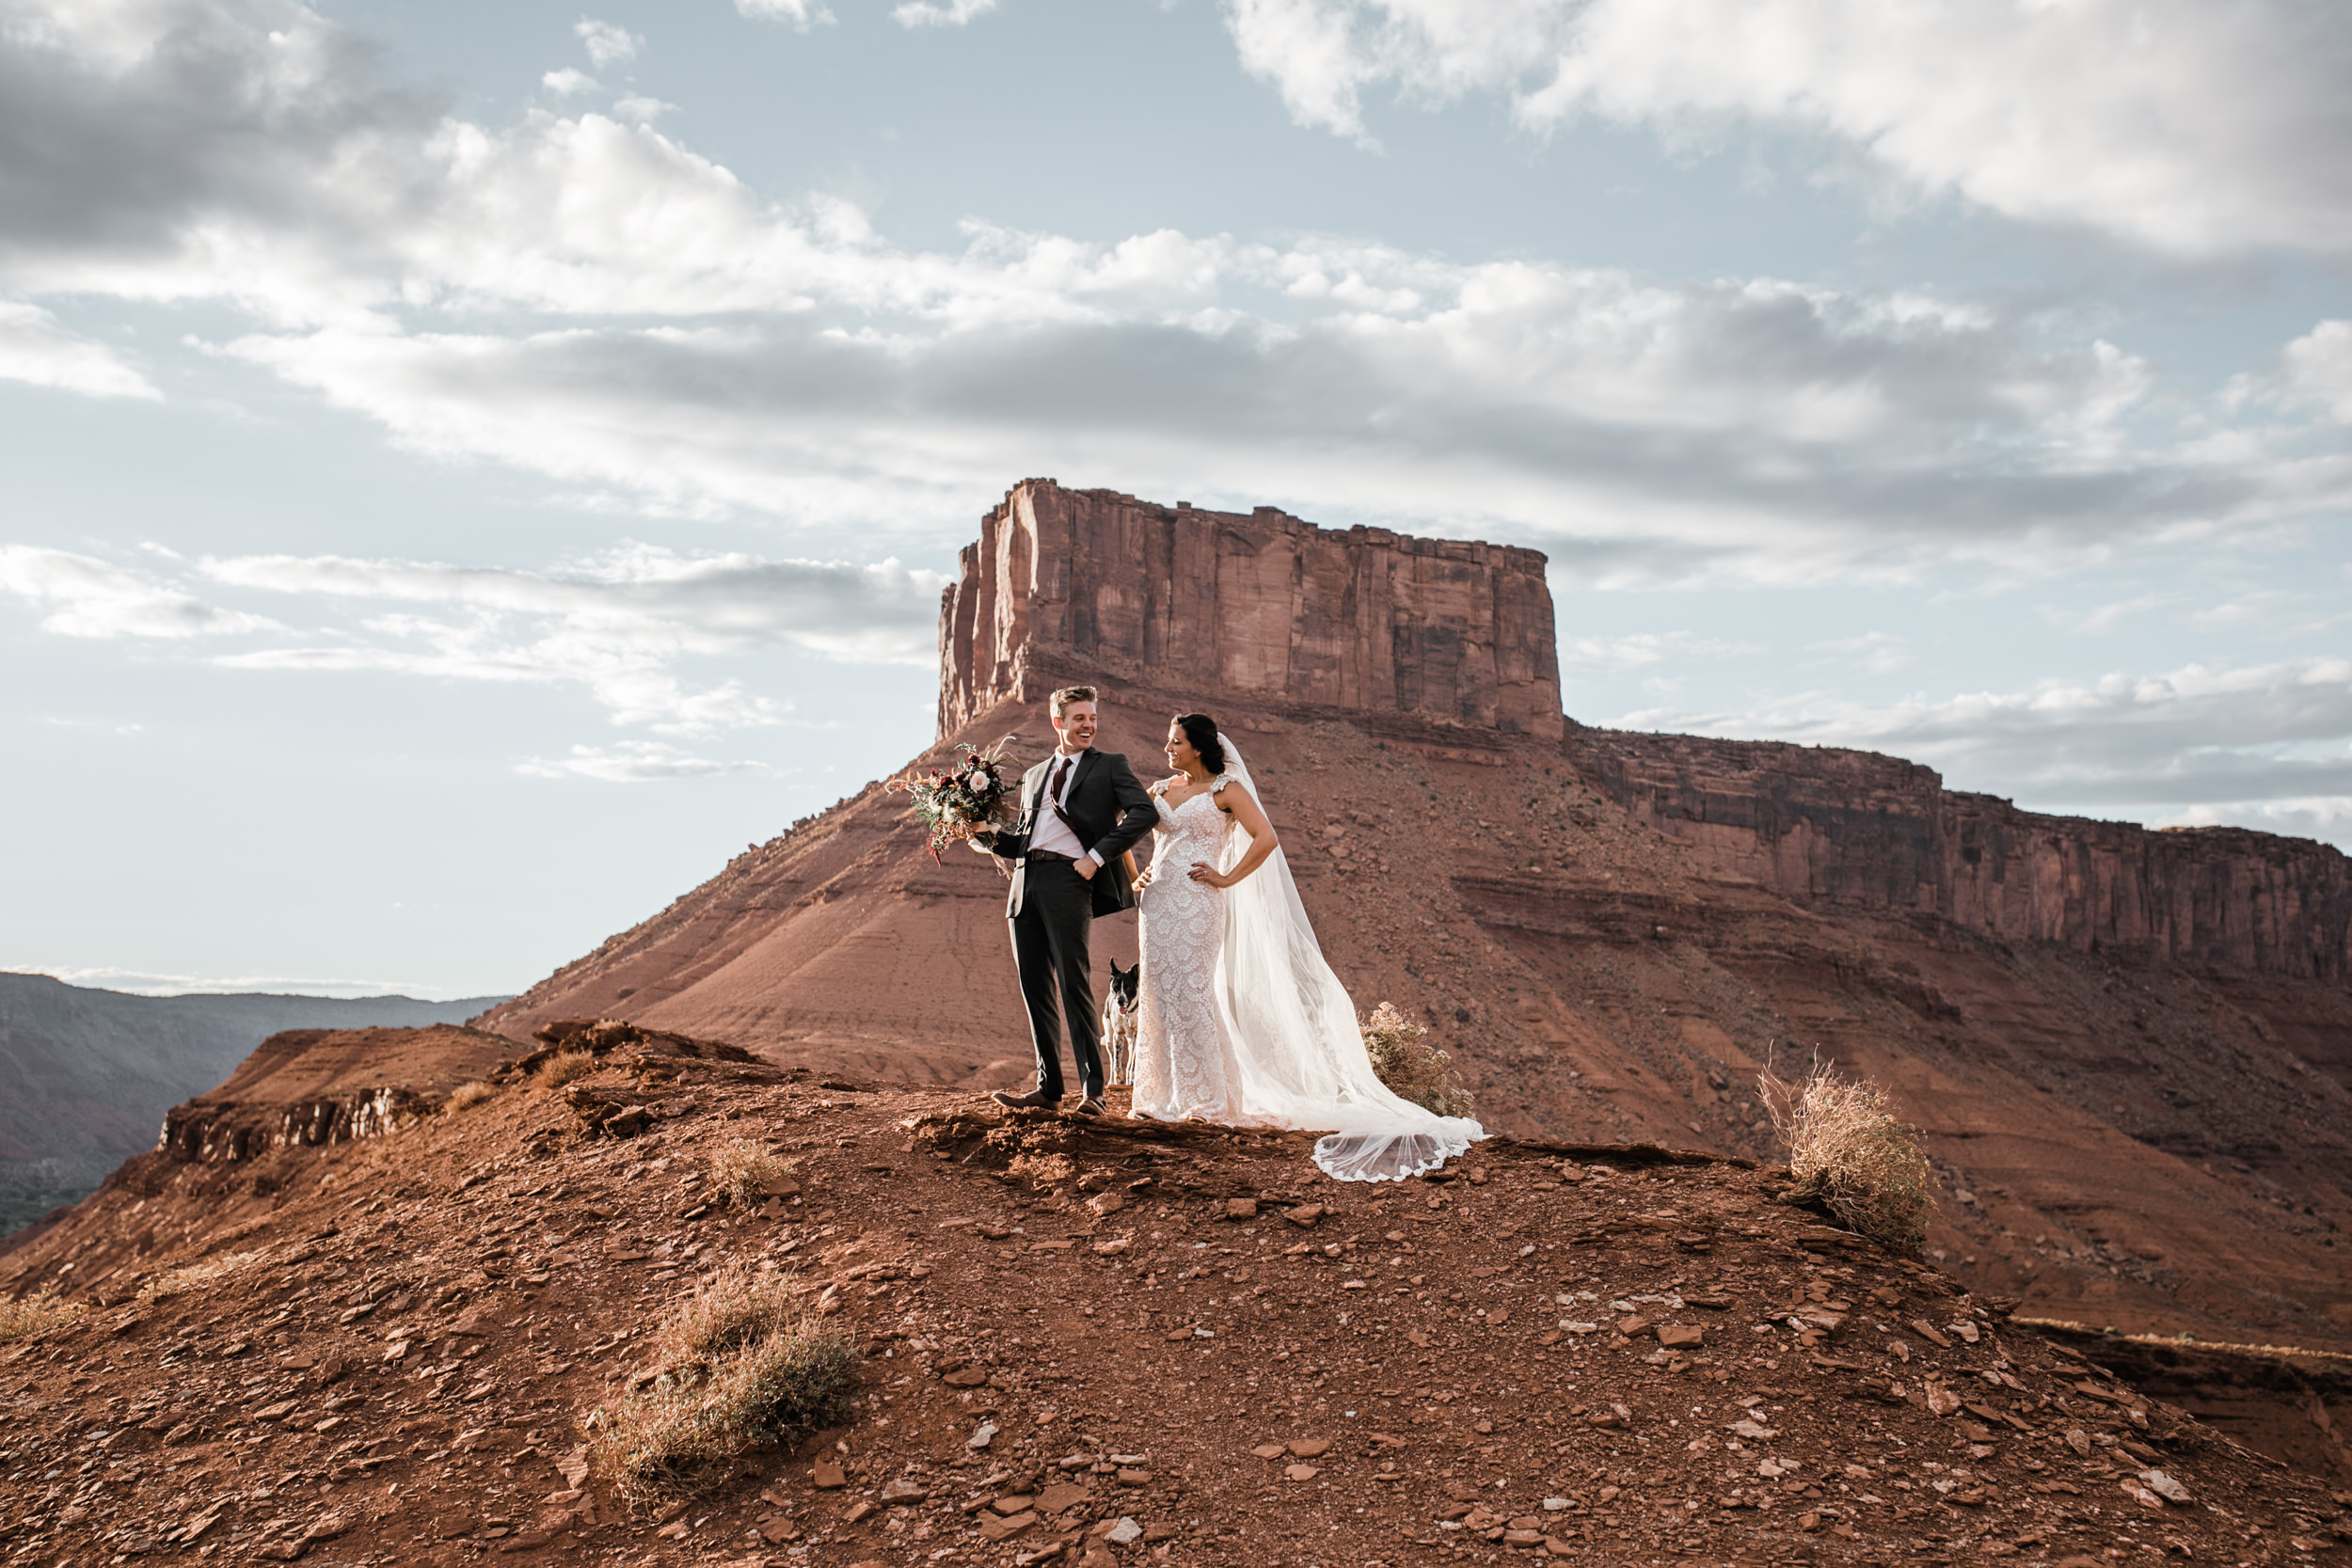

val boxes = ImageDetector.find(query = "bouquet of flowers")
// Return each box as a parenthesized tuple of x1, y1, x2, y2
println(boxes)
(885, 736, 1023, 863)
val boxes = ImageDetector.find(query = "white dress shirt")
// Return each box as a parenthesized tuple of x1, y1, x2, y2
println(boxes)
(1027, 749, 1103, 864)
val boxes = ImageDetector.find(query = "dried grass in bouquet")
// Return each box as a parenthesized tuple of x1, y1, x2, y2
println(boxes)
(884, 736, 1023, 863)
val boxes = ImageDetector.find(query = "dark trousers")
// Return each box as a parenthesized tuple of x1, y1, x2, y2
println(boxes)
(1009, 860, 1104, 1101)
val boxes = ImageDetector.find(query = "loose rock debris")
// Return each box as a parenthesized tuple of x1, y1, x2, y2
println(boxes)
(5, 1043, 2351, 1567)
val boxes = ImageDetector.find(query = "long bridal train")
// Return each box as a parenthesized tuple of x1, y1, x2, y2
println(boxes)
(1129, 734, 1484, 1181)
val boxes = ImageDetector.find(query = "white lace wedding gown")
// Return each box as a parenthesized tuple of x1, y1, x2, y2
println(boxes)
(1128, 743, 1485, 1182)
(1131, 781, 1255, 1125)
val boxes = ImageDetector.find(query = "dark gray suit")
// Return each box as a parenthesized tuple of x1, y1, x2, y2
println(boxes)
(977, 748, 1156, 1101)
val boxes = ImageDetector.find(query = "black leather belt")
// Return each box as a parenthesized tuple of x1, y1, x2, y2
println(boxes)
(1026, 848, 1076, 863)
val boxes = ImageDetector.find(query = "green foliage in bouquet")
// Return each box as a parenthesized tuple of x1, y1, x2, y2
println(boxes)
(885, 736, 1023, 863)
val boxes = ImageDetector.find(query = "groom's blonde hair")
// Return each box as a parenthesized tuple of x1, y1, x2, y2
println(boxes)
(1050, 685, 1098, 715)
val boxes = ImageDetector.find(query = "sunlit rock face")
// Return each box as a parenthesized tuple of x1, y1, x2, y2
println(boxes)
(936, 479, 1564, 743)
(1570, 730, 2352, 980)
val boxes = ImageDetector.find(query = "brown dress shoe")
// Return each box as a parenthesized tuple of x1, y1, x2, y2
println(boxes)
(992, 1088, 1057, 1110)
(1071, 1096, 1106, 1117)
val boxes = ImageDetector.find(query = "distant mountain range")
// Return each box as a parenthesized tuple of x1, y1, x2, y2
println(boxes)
(0, 973, 505, 1238)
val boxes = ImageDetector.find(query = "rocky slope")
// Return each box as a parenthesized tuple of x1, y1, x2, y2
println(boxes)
(475, 671, 2352, 1368)
(0, 974, 506, 1239)
(6, 1026, 2348, 1566)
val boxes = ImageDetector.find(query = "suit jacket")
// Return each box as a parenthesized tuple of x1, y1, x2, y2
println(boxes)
(978, 748, 1157, 919)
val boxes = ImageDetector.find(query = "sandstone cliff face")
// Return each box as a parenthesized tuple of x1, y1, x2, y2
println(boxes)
(151, 1023, 516, 1166)
(937, 480, 1563, 741)
(1569, 730, 2352, 980)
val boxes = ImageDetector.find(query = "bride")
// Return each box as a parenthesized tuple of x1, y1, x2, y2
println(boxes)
(1127, 713, 1485, 1181)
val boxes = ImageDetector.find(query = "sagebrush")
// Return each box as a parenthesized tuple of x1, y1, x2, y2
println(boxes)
(1760, 1059, 1932, 1255)
(709, 1139, 785, 1208)
(590, 1265, 856, 1506)
(446, 1081, 497, 1113)
(0, 1291, 83, 1341)
(1360, 1002, 1474, 1117)
(532, 1051, 596, 1091)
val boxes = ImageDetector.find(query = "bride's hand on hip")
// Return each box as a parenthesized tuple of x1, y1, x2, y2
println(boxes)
(1186, 861, 1227, 890)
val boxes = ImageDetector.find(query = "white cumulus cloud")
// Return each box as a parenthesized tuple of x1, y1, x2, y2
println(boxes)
(0, 546, 279, 639)
(574, 19, 641, 69)
(0, 0, 2345, 607)
(1, 0, 2344, 590)
(0, 302, 160, 399)
(893, 0, 998, 27)
(736, 0, 836, 29)
(196, 543, 947, 732)
(515, 741, 769, 782)
(1560, 630, 1761, 671)
(612, 94, 675, 123)
(1221, 0, 2352, 257)
(2280, 321, 2352, 425)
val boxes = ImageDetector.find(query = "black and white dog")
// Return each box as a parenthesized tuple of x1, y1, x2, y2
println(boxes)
(1101, 958, 1140, 1086)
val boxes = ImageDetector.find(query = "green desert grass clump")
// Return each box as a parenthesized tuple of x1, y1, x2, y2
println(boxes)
(532, 1050, 597, 1091)
(590, 1265, 856, 1506)
(0, 1291, 85, 1341)
(446, 1080, 498, 1113)
(1361, 1002, 1475, 1118)
(709, 1139, 785, 1208)
(1761, 1060, 1933, 1256)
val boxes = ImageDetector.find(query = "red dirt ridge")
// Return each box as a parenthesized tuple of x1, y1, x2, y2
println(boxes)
(7, 1035, 2350, 1565)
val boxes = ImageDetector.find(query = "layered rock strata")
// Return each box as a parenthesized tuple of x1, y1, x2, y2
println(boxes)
(937, 480, 1563, 741)
(151, 1024, 516, 1166)
(1569, 731, 2352, 980)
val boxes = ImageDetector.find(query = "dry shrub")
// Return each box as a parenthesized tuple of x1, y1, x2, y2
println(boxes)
(1006, 1151, 1075, 1187)
(532, 1051, 596, 1091)
(591, 1265, 856, 1506)
(0, 1291, 84, 1341)
(139, 1249, 266, 1304)
(1360, 1002, 1474, 1118)
(1760, 1060, 1932, 1255)
(710, 1140, 784, 1208)
(446, 1081, 497, 1113)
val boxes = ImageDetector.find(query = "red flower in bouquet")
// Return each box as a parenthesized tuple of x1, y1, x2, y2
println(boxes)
(884, 736, 1023, 863)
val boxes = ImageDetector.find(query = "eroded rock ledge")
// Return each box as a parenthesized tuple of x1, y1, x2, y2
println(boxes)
(1572, 728, 2352, 978)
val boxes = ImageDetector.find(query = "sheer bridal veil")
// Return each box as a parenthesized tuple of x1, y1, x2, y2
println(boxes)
(1208, 734, 1486, 1181)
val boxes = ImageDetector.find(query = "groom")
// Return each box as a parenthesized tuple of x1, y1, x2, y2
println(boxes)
(975, 685, 1156, 1116)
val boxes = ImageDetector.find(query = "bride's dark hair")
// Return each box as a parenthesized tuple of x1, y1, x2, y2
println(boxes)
(1173, 713, 1226, 775)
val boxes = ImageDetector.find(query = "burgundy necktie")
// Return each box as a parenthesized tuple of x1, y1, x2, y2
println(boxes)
(1044, 755, 1084, 841)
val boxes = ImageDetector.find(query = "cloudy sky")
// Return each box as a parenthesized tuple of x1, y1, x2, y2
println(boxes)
(5, 0, 2349, 998)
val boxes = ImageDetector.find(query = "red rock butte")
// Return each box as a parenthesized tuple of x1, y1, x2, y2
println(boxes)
(475, 477, 2352, 1363)
(937, 481, 1565, 742)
